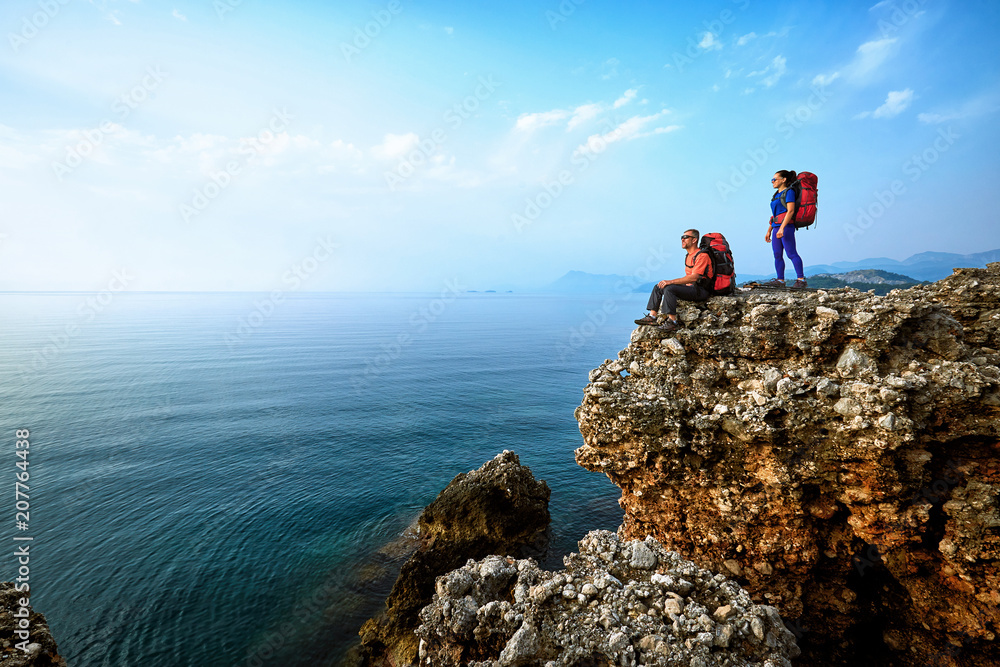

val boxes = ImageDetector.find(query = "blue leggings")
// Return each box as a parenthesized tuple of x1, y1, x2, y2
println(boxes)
(772, 224, 804, 279)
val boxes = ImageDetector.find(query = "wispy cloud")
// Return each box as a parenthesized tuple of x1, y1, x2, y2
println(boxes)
(567, 103, 603, 130)
(613, 88, 638, 109)
(573, 110, 679, 156)
(516, 89, 640, 133)
(371, 133, 420, 160)
(172, 9, 187, 21)
(735, 29, 786, 46)
(749, 55, 787, 88)
(601, 58, 620, 80)
(812, 72, 841, 87)
(699, 32, 722, 51)
(917, 92, 1000, 124)
(848, 37, 898, 81)
(855, 89, 914, 119)
(514, 109, 569, 132)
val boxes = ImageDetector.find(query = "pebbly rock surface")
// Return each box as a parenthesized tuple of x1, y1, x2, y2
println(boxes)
(416, 530, 800, 667)
(575, 263, 1000, 666)
(0, 583, 66, 667)
(357, 450, 551, 666)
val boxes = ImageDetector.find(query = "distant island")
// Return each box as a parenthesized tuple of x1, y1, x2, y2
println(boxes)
(541, 248, 1000, 294)
(805, 269, 925, 295)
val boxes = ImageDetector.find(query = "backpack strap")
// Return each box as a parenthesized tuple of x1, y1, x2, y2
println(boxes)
(689, 249, 714, 290)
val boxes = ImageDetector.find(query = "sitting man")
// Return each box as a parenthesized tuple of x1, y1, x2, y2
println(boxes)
(634, 229, 711, 332)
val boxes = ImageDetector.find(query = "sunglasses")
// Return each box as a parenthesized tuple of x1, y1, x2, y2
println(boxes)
(681, 235, 696, 240)
(771, 177, 780, 182)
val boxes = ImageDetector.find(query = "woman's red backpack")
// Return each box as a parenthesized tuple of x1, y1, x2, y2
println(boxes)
(773, 171, 819, 229)
(697, 233, 736, 295)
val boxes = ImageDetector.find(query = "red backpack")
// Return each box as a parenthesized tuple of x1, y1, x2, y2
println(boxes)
(772, 171, 818, 229)
(695, 233, 736, 295)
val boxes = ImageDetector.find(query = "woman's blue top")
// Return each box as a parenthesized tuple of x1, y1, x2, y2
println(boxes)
(770, 188, 796, 221)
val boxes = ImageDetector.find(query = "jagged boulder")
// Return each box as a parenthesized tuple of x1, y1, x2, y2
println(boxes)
(358, 451, 550, 666)
(575, 263, 1000, 666)
(416, 530, 800, 666)
(0, 583, 66, 667)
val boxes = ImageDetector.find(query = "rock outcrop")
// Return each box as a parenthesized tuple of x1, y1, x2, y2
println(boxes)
(575, 263, 1000, 666)
(358, 451, 551, 666)
(0, 583, 66, 667)
(416, 530, 800, 666)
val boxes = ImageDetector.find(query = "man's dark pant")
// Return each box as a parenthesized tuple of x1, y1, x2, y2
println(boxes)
(647, 284, 710, 316)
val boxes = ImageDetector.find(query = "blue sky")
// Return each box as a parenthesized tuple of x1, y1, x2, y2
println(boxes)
(1, 0, 998, 291)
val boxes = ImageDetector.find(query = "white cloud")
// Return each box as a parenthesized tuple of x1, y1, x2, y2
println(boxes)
(848, 38, 898, 81)
(572, 111, 679, 156)
(812, 72, 841, 87)
(172, 9, 187, 21)
(613, 88, 638, 109)
(749, 55, 787, 88)
(444, 26, 454, 35)
(567, 103, 603, 131)
(371, 133, 420, 160)
(917, 92, 1000, 124)
(873, 89, 914, 118)
(736, 29, 785, 46)
(514, 109, 569, 132)
(699, 32, 722, 50)
(855, 89, 914, 119)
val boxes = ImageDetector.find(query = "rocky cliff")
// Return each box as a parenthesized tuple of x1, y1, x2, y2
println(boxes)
(357, 451, 551, 666)
(575, 263, 1000, 666)
(0, 583, 66, 667)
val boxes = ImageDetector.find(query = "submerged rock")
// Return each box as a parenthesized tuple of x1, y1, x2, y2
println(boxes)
(357, 450, 550, 666)
(416, 530, 800, 666)
(575, 263, 1000, 665)
(0, 583, 66, 667)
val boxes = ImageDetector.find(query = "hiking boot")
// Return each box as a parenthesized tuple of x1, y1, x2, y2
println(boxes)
(762, 278, 786, 287)
(634, 315, 657, 326)
(791, 278, 808, 289)
(658, 320, 680, 333)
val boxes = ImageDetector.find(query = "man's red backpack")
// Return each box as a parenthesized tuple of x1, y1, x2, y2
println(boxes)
(772, 171, 818, 229)
(696, 233, 736, 295)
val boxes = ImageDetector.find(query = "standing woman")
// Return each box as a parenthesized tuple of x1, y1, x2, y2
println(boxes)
(764, 170, 807, 288)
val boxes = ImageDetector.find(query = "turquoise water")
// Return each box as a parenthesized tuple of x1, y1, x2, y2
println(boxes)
(0, 292, 639, 666)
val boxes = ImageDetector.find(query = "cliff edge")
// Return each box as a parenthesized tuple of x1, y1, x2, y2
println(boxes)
(575, 263, 1000, 665)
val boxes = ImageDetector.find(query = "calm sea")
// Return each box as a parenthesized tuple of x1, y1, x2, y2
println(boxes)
(0, 291, 640, 667)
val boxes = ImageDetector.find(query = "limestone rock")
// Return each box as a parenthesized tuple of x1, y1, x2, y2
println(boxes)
(416, 531, 799, 667)
(0, 583, 66, 667)
(575, 264, 1000, 666)
(358, 451, 550, 666)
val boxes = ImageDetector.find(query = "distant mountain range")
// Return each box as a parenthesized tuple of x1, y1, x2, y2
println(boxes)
(543, 249, 1000, 293)
(786, 249, 1000, 282)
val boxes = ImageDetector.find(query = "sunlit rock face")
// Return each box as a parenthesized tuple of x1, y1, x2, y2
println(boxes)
(576, 263, 1000, 666)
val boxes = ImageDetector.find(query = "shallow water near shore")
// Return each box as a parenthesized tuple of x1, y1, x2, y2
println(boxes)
(0, 291, 637, 666)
